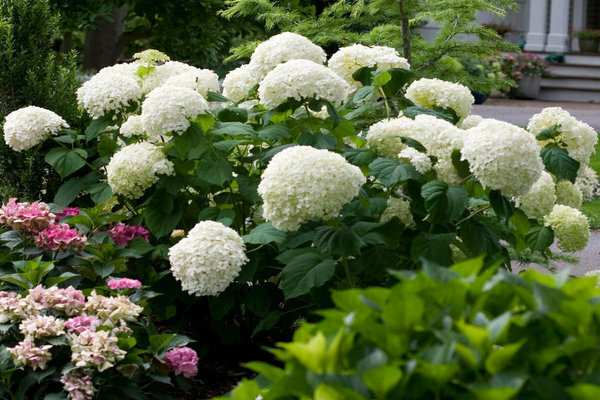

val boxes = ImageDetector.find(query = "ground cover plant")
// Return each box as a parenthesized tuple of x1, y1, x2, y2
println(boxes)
(0, 32, 596, 398)
(216, 258, 600, 400)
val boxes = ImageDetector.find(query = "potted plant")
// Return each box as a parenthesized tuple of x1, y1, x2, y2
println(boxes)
(502, 53, 550, 99)
(481, 22, 512, 38)
(459, 56, 507, 104)
(573, 29, 600, 52)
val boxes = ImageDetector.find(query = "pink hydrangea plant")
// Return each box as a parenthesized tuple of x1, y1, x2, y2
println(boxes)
(163, 347, 199, 378)
(61, 371, 96, 400)
(65, 315, 101, 334)
(107, 278, 142, 290)
(0, 198, 55, 231)
(55, 207, 81, 220)
(107, 225, 150, 246)
(34, 223, 87, 252)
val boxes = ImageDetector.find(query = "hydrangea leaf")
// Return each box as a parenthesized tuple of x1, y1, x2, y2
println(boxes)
(280, 252, 336, 299)
(243, 222, 287, 245)
(540, 145, 580, 183)
(45, 147, 88, 179)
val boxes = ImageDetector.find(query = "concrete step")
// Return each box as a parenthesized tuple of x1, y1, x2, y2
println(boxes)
(549, 64, 600, 78)
(537, 88, 600, 103)
(541, 76, 600, 90)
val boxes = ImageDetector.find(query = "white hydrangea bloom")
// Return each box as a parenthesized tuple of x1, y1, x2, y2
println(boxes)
(163, 69, 220, 97)
(514, 171, 556, 218)
(555, 180, 583, 209)
(544, 204, 590, 252)
(141, 61, 197, 93)
(257, 146, 366, 231)
(258, 60, 351, 109)
(434, 156, 462, 185)
(457, 114, 485, 130)
(77, 72, 142, 118)
(527, 107, 598, 165)
(133, 49, 170, 65)
(249, 32, 327, 79)
(168, 221, 248, 296)
(380, 197, 415, 228)
(141, 86, 209, 140)
(462, 119, 543, 197)
(223, 64, 261, 103)
(96, 62, 142, 83)
(576, 166, 600, 202)
(106, 142, 175, 199)
(3, 106, 68, 151)
(405, 78, 474, 120)
(328, 44, 410, 88)
(120, 115, 144, 137)
(398, 147, 432, 174)
(367, 115, 461, 159)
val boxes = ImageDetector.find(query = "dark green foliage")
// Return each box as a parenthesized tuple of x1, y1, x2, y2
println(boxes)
(222, 0, 519, 89)
(216, 259, 600, 399)
(0, 0, 81, 201)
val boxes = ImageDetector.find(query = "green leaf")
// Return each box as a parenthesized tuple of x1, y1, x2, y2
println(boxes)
(45, 148, 88, 179)
(344, 148, 378, 167)
(243, 222, 287, 245)
(258, 125, 293, 142)
(352, 86, 376, 104)
(421, 180, 469, 223)
(369, 157, 420, 187)
(525, 226, 554, 251)
(236, 175, 261, 203)
(144, 194, 183, 238)
(410, 233, 455, 265)
(567, 383, 600, 400)
(485, 340, 525, 374)
(127, 238, 154, 255)
(280, 252, 336, 299)
(212, 121, 255, 137)
(149, 333, 176, 354)
(206, 91, 231, 102)
(489, 190, 514, 223)
(313, 225, 365, 257)
(352, 66, 376, 86)
(535, 124, 560, 141)
(54, 173, 98, 207)
(540, 145, 580, 183)
(97, 136, 118, 157)
(362, 365, 402, 399)
(196, 158, 232, 186)
(402, 105, 458, 124)
(218, 107, 248, 123)
(174, 123, 203, 159)
(451, 149, 471, 179)
(85, 117, 111, 141)
(88, 183, 113, 204)
(398, 136, 427, 153)
(380, 68, 415, 97)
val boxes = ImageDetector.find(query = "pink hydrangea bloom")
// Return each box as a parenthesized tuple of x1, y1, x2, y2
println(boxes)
(0, 198, 55, 231)
(55, 207, 80, 220)
(61, 371, 96, 400)
(107, 278, 142, 290)
(164, 347, 199, 378)
(107, 225, 150, 246)
(34, 223, 87, 252)
(7, 338, 52, 370)
(65, 315, 101, 334)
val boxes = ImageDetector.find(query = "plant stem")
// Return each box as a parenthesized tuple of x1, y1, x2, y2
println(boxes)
(378, 87, 391, 119)
(342, 257, 354, 288)
(457, 204, 492, 225)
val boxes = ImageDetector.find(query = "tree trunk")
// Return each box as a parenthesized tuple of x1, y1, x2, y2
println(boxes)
(59, 32, 73, 54)
(398, 0, 412, 65)
(83, 5, 128, 71)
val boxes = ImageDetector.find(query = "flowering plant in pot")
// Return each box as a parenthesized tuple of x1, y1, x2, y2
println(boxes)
(502, 53, 550, 99)
(459, 56, 508, 103)
(572, 29, 600, 52)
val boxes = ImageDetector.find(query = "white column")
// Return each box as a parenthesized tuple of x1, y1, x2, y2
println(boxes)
(571, 0, 588, 51)
(545, 0, 571, 52)
(525, 0, 549, 51)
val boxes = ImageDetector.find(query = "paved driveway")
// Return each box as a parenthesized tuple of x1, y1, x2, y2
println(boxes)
(474, 98, 600, 130)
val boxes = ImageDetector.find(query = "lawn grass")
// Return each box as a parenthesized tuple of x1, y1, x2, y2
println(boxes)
(582, 139, 600, 229)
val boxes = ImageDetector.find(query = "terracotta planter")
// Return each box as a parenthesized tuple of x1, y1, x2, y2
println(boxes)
(510, 75, 542, 99)
(579, 38, 599, 53)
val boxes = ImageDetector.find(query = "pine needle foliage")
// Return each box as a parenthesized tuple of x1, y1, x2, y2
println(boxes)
(221, 0, 520, 91)
(0, 0, 81, 201)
